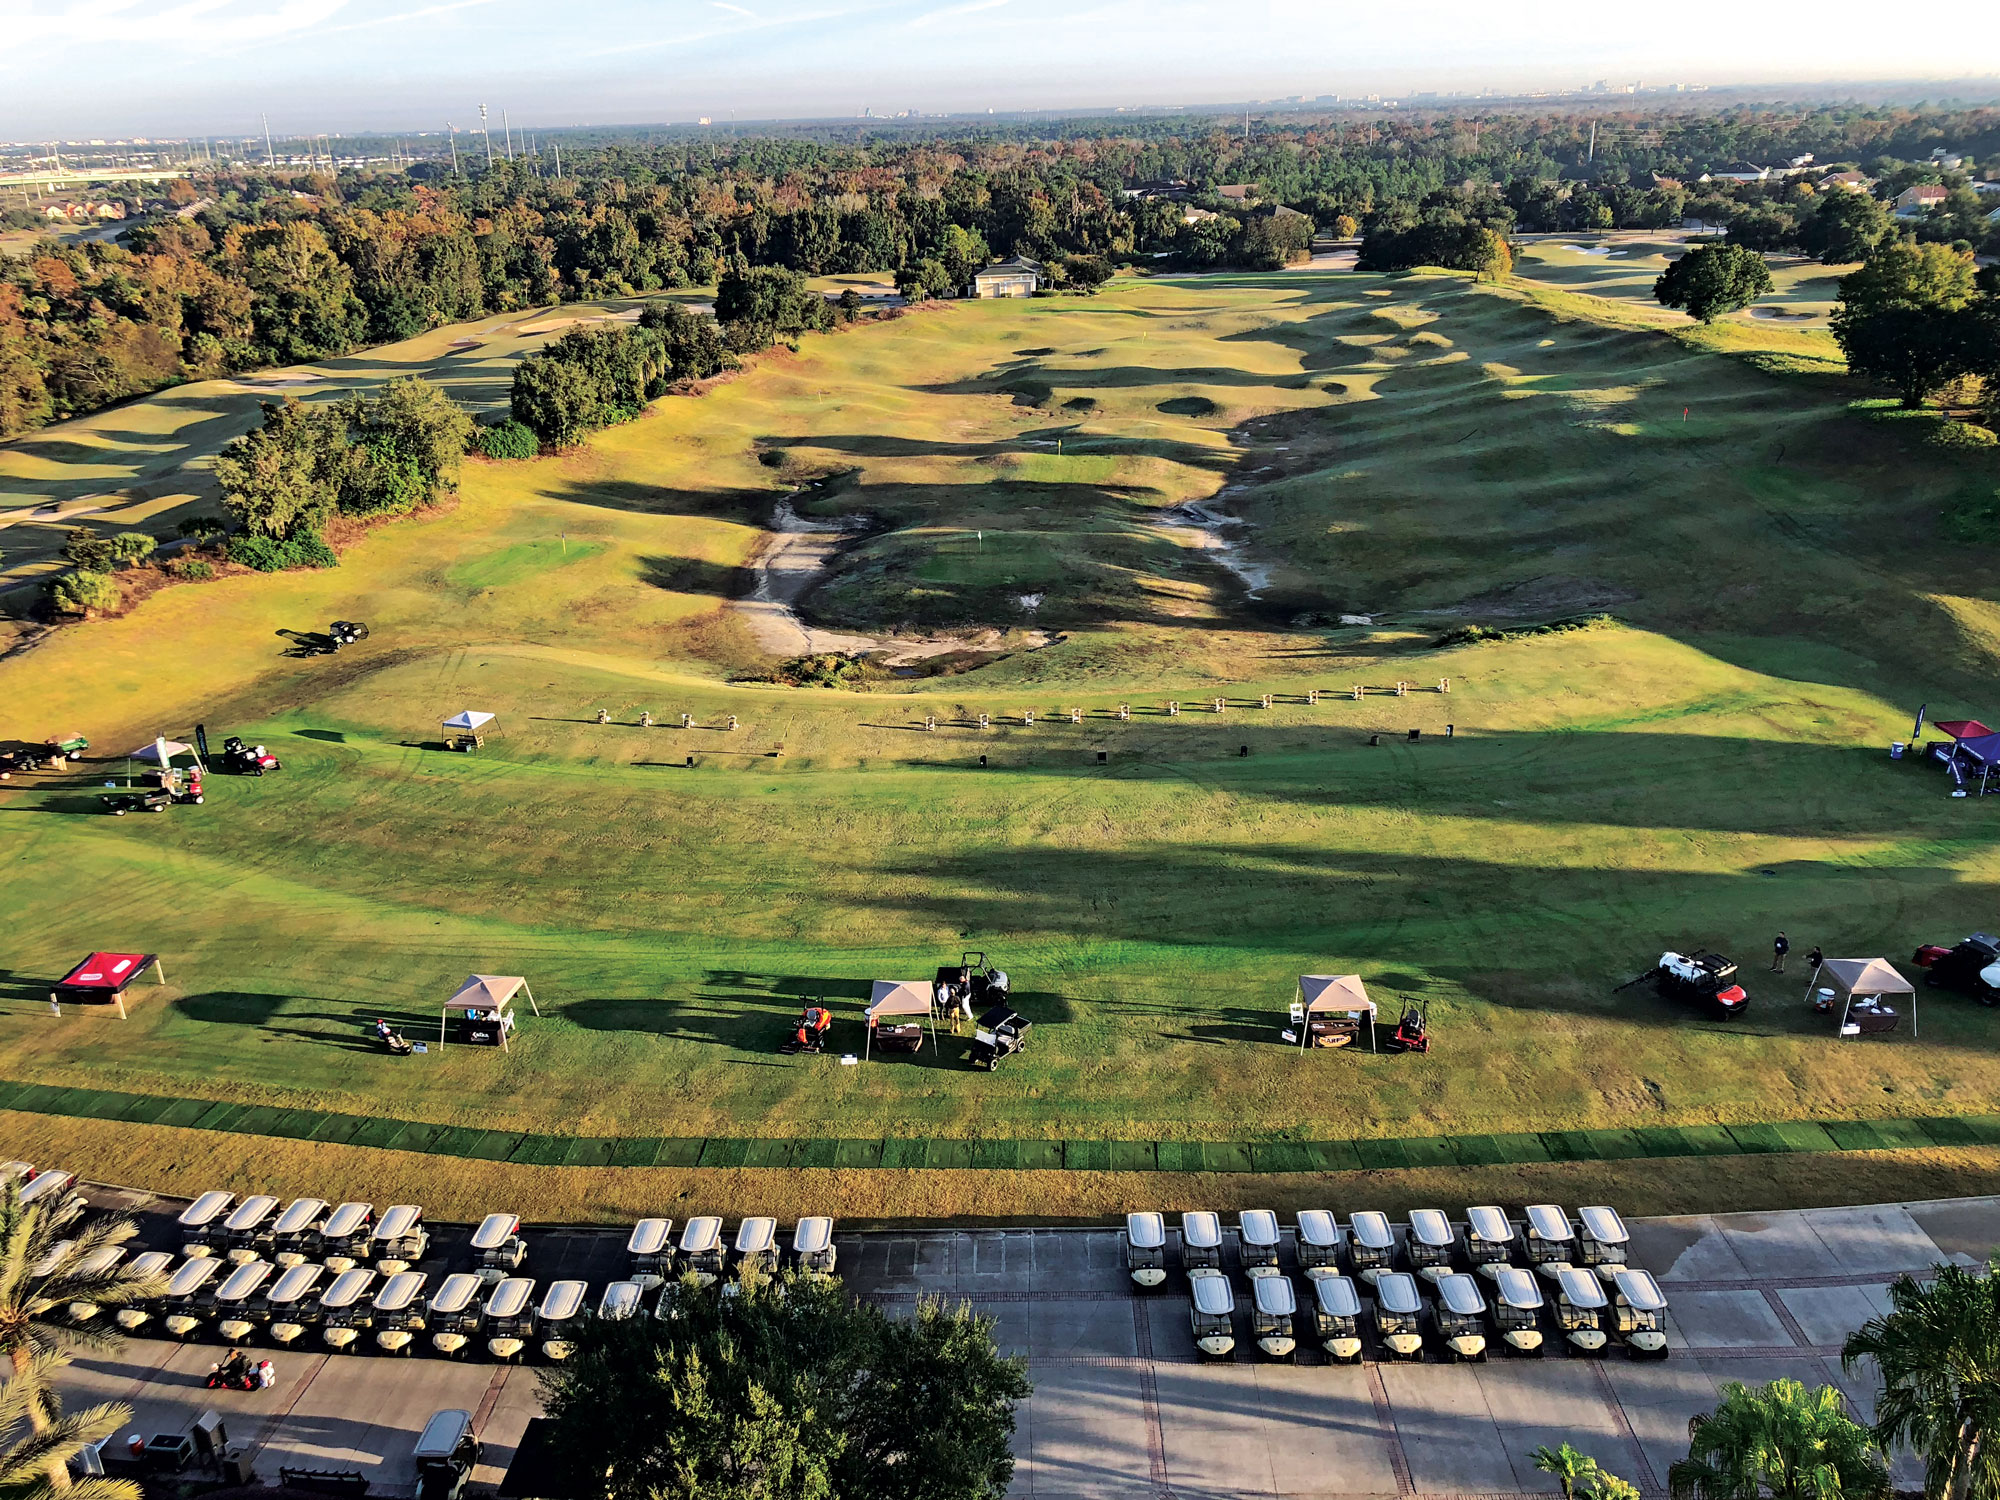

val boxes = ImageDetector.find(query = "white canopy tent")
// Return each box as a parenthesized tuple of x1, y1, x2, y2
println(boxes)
(440, 974, 540, 1050)
(1809, 957, 1917, 1038)
(441, 711, 496, 732)
(1293, 974, 1377, 1051)
(864, 979, 936, 1060)
(128, 739, 194, 765)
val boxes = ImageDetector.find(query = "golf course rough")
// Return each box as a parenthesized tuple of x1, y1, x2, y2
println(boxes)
(6, 258, 2000, 1218)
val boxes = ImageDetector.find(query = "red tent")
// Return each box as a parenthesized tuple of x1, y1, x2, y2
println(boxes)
(1934, 720, 1993, 740)
(53, 952, 164, 1018)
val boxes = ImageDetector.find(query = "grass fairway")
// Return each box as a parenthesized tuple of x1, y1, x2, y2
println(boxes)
(6, 264, 2000, 1220)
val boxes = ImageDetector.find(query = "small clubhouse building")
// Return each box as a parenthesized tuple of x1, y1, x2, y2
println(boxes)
(970, 256, 1044, 298)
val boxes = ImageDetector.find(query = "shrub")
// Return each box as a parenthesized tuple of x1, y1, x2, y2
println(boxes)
(163, 555, 215, 580)
(109, 532, 156, 567)
(227, 531, 339, 571)
(59, 526, 118, 573)
(50, 569, 121, 615)
(1930, 420, 1998, 449)
(474, 419, 539, 460)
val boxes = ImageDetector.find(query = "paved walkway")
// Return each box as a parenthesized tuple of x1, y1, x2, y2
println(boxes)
(51, 1192, 2000, 1499)
(6, 1074, 1996, 1176)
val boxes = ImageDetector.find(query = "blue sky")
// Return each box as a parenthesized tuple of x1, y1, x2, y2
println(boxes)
(5, 0, 1999, 139)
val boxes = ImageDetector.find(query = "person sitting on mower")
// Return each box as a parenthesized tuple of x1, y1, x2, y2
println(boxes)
(376, 1017, 395, 1043)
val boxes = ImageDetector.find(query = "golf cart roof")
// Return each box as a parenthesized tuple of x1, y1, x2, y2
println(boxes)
(0, 1162, 30, 1184)
(1579, 1206, 1629, 1245)
(268, 1264, 325, 1304)
(1252, 1276, 1297, 1316)
(1239, 1210, 1280, 1248)
(486, 1277, 535, 1318)
(224, 1195, 280, 1232)
(1466, 1206, 1512, 1244)
(73, 1245, 127, 1278)
(414, 1410, 474, 1461)
(166, 1257, 222, 1296)
(1349, 1211, 1394, 1250)
(1375, 1272, 1422, 1314)
(1296, 1210, 1341, 1248)
(1437, 1274, 1487, 1316)
(1408, 1209, 1454, 1247)
(1314, 1276, 1362, 1317)
(794, 1216, 835, 1254)
(374, 1205, 423, 1240)
(733, 1217, 778, 1255)
(598, 1281, 645, 1319)
(320, 1268, 378, 1309)
(1189, 1273, 1235, 1316)
(1126, 1212, 1166, 1249)
(30, 1240, 75, 1277)
(472, 1213, 520, 1250)
(17, 1171, 75, 1207)
(178, 1190, 235, 1228)
(441, 710, 495, 731)
(215, 1261, 275, 1302)
(1493, 1267, 1545, 1309)
(58, 952, 155, 993)
(1299, 974, 1375, 1015)
(373, 1272, 428, 1312)
(323, 1202, 372, 1237)
(1612, 1268, 1668, 1312)
(628, 1218, 674, 1255)
(680, 1216, 722, 1253)
(126, 1251, 175, 1280)
(272, 1199, 328, 1235)
(976, 1002, 1023, 1028)
(866, 979, 932, 1019)
(538, 1279, 587, 1321)
(428, 1273, 482, 1314)
(1557, 1267, 1609, 1308)
(1525, 1204, 1575, 1241)
(1181, 1211, 1222, 1249)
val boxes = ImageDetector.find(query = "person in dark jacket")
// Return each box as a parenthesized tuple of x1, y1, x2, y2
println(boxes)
(1772, 932, 1790, 973)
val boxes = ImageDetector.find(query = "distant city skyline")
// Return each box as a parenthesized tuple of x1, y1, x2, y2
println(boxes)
(5, 0, 2000, 138)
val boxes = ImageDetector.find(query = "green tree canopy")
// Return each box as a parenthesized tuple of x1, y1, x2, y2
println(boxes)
(1653, 244, 1775, 322)
(1668, 1378, 1888, 1500)
(1799, 192, 1891, 265)
(1838, 241, 1979, 317)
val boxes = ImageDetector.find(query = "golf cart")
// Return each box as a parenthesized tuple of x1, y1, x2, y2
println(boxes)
(222, 1196, 280, 1263)
(1125, 1212, 1167, 1288)
(473, 1213, 527, 1282)
(177, 1191, 236, 1257)
(733, 1217, 781, 1281)
(264, 1263, 328, 1346)
(212, 1260, 277, 1343)
(1433, 1273, 1489, 1361)
(218, 737, 281, 776)
(1522, 1204, 1579, 1280)
(1296, 1211, 1343, 1278)
(111, 1253, 179, 1332)
(1610, 1268, 1670, 1359)
(269, 1199, 329, 1266)
(1466, 1207, 1514, 1279)
(1311, 1275, 1365, 1362)
(329, 620, 369, 649)
(1188, 1272, 1236, 1358)
(1407, 1209, 1457, 1281)
(1622, 950, 1749, 1017)
(679, 1217, 725, 1285)
(793, 1216, 837, 1277)
(934, 952, 1010, 1024)
(372, 1204, 429, 1273)
(319, 1267, 380, 1352)
(61, 1246, 129, 1321)
(413, 1410, 480, 1500)
(316, 1202, 374, 1271)
(103, 785, 172, 816)
(1251, 1275, 1299, 1360)
(1346, 1212, 1395, 1283)
(160, 1256, 224, 1339)
(1239, 1210, 1282, 1278)
(1915, 934, 2000, 1003)
(1180, 1212, 1224, 1275)
(1577, 1206, 1630, 1280)
(16, 1169, 78, 1213)
(969, 1003, 1032, 1069)
(1491, 1266, 1546, 1356)
(427, 1273, 484, 1357)
(372, 1272, 430, 1354)
(1292, 974, 1377, 1050)
(599, 1281, 647, 1321)
(537, 1280, 588, 1360)
(1373, 1272, 1426, 1360)
(864, 979, 935, 1057)
(1555, 1266, 1610, 1355)
(482, 1276, 537, 1361)
(627, 1218, 674, 1287)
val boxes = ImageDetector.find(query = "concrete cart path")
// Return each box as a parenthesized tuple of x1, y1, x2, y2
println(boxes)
(56, 1195, 2000, 1499)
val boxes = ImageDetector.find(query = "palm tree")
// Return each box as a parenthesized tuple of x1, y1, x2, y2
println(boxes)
(0, 1348, 139, 1500)
(1842, 1259, 2000, 1500)
(1668, 1378, 1889, 1500)
(1535, 1443, 1603, 1500)
(0, 1180, 167, 1487)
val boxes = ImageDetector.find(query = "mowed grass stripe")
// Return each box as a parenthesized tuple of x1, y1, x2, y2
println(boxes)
(3, 1079, 1987, 1173)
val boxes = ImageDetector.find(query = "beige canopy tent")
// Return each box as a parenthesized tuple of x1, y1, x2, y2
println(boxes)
(864, 979, 936, 1060)
(440, 974, 540, 1051)
(1809, 957, 1916, 1038)
(1293, 974, 1377, 1051)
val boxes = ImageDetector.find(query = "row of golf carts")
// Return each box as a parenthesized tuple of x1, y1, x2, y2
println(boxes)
(1125, 1204, 1668, 1363)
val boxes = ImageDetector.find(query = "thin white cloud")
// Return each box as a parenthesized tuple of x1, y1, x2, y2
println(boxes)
(5, 0, 350, 46)
(709, 0, 757, 16)
(907, 0, 1006, 26)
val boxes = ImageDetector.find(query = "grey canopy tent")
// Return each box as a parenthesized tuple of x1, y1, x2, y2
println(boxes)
(1291, 974, 1377, 1051)
(864, 980, 937, 1060)
(440, 974, 540, 1050)
(1807, 957, 1916, 1038)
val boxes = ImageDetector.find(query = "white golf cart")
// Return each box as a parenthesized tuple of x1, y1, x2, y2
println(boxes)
(1373, 1271, 1425, 1359)
(413, 1409, 481, 1500)
(628, 1218, 675, 1287)
(113, 1253, 180, 1332)
(1311, 1275, 1364, 1362)
(265, 1262, 328, 1346)
(16, 1169, 78, 1213)
(1611, 1268, 1669, 1359)
(538, 1280, 588, 1361)
(1407, 1209, 1457, 1281)
(222, 1196, 281, 1263)
(319, 1267, 380, 1352)
(733, 1218, 780, 1281)
(598, 1280, 647, 1321)
(177, 1191, 235, 1258)
(159, 1256, 224, 1338)
(1180, 1212, 1223, 1275)
(373, 1205, 430, 1273)
(473, 1213, 527, 1283)
(483, 1276, 537, 1360)
(1347, 1212, 1395, 1284)
(1554, 1266, 1609, 1355)
(1296, 1211, 1343, 1278)
(317, 1202, 375, 1271)
(428, 1273, 485, 1357)
(680, 1217, 725, 1285)
(1251, 1275, 1299, 1360)
(1522, 1204, 1579, 1281)
(372, 1271, 431, 1354)
(1577, 1206, 1631, 1281)
(1490, 1266, 1546, 1355)
(1433, 1273, 1488, 1361)
(1188, 1271, 1236, 1358)
(63, 1246, 130, 1321)
(793, 1217, 837, 1277)
(212, 1260, 276, 1343)
(269, 1199, 329, 1266)
(1238, 1210, 1282, 1278)
(1124, 1212, 1167, 1288)
(1465, 1206, 1515, 1279)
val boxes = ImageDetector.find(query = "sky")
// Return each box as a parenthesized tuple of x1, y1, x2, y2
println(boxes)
(5, 0, 2000, 139)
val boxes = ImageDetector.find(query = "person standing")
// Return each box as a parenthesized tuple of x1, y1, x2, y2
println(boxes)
(1772, 932, 1790, 973)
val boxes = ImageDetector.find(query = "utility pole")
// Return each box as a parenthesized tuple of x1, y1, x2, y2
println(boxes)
(503, 110, 514, 161)
(1588, 120, 1597, 163)
(263, 112, 274, 167)
(553, 140, 561, 178)
(447, 122, 460, 174)
(479, 104, 492, 168)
